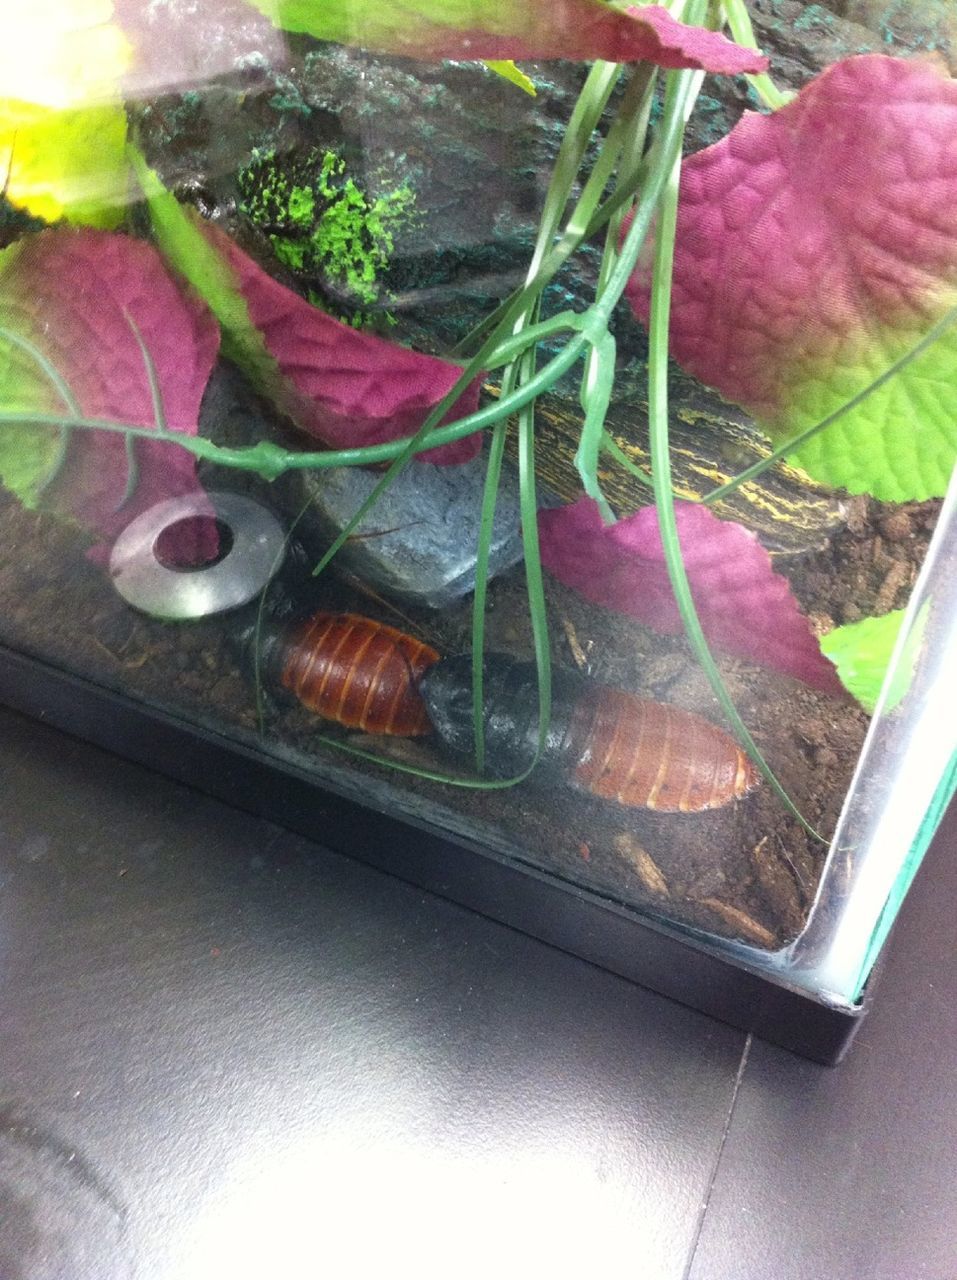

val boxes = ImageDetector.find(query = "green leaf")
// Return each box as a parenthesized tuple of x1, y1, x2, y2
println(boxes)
(626, 57, 957, 501)
(1, 3, 132, 227)
(1, 101, 129, 229)
(482, 61, 536, 96)
(128, 146, 285, 398)
(821, 606, 927, 714)
(241, 0, 767, 73)
(0, 244, 71, 505)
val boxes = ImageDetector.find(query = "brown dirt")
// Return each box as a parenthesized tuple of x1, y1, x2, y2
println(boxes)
(0, 477, 937, 953)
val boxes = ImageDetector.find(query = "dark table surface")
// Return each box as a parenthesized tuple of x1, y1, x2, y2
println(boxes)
(1, 703, 955, 1280)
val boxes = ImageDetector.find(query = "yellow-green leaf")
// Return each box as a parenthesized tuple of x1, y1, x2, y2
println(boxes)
(482, 61, 536, 97)
(821, 605, 928, 714)
(1, 100, 128, 228)
(1, 2, 131, 227)
(243, 0, 766, 72)
(128, 146, 288, 403)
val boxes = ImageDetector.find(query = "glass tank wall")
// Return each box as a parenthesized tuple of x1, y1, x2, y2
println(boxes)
(0, 1, 955, 1013)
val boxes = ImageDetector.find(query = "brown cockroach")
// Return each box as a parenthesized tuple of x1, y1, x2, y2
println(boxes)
(420, 654, 758, 812)
(266, 611, 440, 736)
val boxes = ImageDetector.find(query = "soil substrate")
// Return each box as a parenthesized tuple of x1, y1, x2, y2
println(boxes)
(0, 470, 937, 954)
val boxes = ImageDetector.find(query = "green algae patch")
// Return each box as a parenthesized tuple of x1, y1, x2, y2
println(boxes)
(238, 148, 417, 313)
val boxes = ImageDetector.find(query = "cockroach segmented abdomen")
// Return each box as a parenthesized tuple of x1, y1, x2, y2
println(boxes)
(567, 686, 758, 813)
(278, 612, 439, 736)
(420, 653, 758, 812)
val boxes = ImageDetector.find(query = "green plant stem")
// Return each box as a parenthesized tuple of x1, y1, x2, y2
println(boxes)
(593, 72, 703, 328)
(0, 326, 592, 474)
(577, 66, 658, 513)
(482, 310, 584, 367)
(645, 71, 820, 839)
(529, 59, 622, 275)
(451, 61, 622, 358)
(467, 48, 607, 769)
(720, 0, 792, 110)
(448, 59, 699, 519)
(299, 59, 620, 586)
(548, 63, 656, 268)
(516, 348, 553, 777)
(574, 330, 618, 520)
(601, 431, 653, 490)
(299, 732, 549, 792)
(701, 300, 957, 506)
(469, 412, 509, 773)
(450, 64, 657, 365)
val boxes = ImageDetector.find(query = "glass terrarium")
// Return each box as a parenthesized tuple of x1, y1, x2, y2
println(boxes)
(1, 0, 955, 1060)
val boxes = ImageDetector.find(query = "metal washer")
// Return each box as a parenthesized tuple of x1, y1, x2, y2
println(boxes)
(109, 492, 287, 620)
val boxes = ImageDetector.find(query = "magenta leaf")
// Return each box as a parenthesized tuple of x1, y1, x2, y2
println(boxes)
(539, 498, 843, 693)
(242, 0, 767, 72)
(625, 55, 957, 500)
(0, 228, 219, 562)
(615, 6, 768, 73)
(204, 223, 483, 465)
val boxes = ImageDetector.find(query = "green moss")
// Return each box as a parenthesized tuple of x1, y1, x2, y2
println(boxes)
(286, 185, 315, 226)
(238, 147, 417, 312)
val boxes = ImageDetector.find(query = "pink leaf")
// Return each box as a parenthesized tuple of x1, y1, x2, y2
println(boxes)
(624, 55, 957, 499)
(616, 6, 768, 73)
(206, 223, 483, 465)
(241, 0, 766, 73)
(539, 497, 843, 693)
(0, 228, 219, 563)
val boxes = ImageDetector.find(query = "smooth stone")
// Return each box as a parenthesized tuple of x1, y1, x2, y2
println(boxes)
(199, 361, 525, 611)
(284, 448, 526, 611)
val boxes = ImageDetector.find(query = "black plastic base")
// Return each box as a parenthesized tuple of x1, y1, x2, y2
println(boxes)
(0, 643, 868, 1064)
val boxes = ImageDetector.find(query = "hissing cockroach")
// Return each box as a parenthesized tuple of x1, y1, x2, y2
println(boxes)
(420, 654, 758, 812)
(261, 611, 439, 736)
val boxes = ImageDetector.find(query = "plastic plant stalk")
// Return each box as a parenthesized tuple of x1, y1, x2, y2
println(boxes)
(449, 63, 656, 365)
(466, 61, 624, 771)
(577, 66, 658, 513)
(720, 0, 791, 109)
(515, 342, 553, 780)
(600, 431, 654, 490)
(644, 69, 820, 838)
(303, 55, 636, 570)
(0, 319, 595, 479)
(469, 410, 509, 772)
(451, 59, 622, 357)
(307, 61, 624, 587)
(574, 330, 618, 520)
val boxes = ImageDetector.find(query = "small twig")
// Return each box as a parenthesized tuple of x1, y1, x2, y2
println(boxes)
(561, 616, 591, 673)
(698, 897, 777, 949)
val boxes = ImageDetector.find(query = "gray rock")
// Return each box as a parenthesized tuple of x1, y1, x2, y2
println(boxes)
(200, 361, 524, 611)
(286, 449, 525, 611)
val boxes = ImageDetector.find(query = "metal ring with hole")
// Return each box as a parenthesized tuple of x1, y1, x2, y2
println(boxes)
(108, 492, 287, 620)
